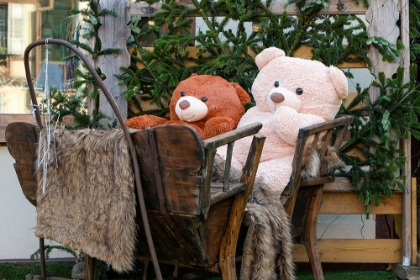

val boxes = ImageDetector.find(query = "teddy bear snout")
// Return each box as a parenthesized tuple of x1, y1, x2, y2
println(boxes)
(271, 92, 285, 104)
(179, 100, 190, 110)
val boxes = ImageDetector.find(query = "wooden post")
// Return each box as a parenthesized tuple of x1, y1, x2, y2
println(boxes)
(366, 0, 400, 102)
(366, 0, 411, 266)
(400, 0, 412, 265)
(97, 0, 131, 126)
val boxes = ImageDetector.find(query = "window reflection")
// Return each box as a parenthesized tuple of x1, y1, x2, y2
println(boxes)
(0, 0, 79, 114)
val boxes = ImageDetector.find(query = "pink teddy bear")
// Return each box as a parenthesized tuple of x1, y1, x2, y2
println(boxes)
(226, 47, 348, 195)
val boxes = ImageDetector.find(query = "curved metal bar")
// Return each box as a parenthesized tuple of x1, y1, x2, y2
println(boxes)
(23, 39, 163, 280)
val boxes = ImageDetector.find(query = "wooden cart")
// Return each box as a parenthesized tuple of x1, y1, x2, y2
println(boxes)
(6, 39, 266, 280)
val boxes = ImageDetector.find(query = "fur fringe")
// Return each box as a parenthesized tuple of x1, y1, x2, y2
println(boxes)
(35, 128, 136, 273)
(301, 146, 346, 179)
(212, 154, 295, 279)
(241, 182, 296, 280)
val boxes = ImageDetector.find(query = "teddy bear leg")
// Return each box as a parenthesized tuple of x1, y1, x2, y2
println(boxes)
(254, 156, 294, 196)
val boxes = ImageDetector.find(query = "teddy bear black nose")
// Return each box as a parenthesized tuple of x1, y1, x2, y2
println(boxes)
(179, 100, 190, 110)
(271, 93, 285, 103)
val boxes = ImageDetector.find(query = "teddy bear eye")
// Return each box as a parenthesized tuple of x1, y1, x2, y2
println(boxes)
(201, 97, 208, 102)
(181, 91, 186, 97)
(296, 88, 303, 95)
(274, 81, 280, 87)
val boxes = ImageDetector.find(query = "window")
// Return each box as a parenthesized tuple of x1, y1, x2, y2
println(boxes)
(0, 4, 7, 55)
(7, 3, 24, 55)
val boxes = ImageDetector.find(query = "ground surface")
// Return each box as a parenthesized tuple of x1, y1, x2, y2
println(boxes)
(0, 262, 400, 280)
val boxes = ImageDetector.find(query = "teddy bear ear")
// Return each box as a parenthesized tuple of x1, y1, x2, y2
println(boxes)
(255, 47, 286, 70)
(231, 83, 251, 105)
(190, 73, 198, 77)
(328, 66, 348, 99)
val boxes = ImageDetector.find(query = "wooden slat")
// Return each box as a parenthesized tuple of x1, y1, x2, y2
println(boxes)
(203, 123, 262, 150)
(131, 125, 204, 215)
(293, 239, 402, 263)
(320, 192, 402, 214)
(129, 0, 368, 17)
(401, 0, 412, 260)
(13, 163, 37, 206)
(323, 177, 357, 192)
(210, 183, 246, 205)
(132, 46, 366, 69)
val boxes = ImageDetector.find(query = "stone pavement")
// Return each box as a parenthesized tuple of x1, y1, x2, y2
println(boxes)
(393, 264, 420, 279)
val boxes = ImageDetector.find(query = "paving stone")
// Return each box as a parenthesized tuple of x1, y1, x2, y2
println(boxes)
(393, 264, 420, 279)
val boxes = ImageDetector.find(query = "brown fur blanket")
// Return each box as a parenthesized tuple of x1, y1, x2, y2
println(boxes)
(239, 145, 345, 280)
(240, 180, 296, 280)
(213, 155, 295, 280)
(35, 128, 136, 272)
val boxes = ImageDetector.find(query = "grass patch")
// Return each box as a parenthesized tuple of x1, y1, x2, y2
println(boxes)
(0, 262, 399, 279)
(0, 262, 74, 279)
(296, 270, 398, 279)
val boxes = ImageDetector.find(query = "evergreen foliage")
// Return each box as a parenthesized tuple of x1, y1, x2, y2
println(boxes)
(117, 0, 418, 213)
(339, 66, 420, 214)
(48, 0, 120, 129)
(120, 0, 400, 118)
(53, 0, 420, 212)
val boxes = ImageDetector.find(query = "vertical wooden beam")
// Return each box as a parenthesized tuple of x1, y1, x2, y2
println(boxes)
(400, 0, 412, 265)
(366, 0, 412, 265)
(412, 178, 417, 265)
(97, 0, 131, 125)
(366, 0, 400, 102)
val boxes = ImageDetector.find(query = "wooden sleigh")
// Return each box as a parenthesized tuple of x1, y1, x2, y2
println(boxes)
(6, 39, 266, 280)
(6, 39, 353, 280)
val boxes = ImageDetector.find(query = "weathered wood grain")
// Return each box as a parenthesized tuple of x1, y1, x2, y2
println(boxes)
(293, 239, 402, 263)
(97, 0, 131, 125)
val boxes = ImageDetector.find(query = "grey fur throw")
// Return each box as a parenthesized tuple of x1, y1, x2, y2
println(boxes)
(35, 128, 136, 272)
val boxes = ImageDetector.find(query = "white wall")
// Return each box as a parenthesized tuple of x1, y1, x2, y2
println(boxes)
(0, 146, 73, 260)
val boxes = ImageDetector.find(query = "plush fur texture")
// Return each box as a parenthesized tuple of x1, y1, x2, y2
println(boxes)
(125, 74, 251, 139)
(212, 155, 295, 280)
(35, 129, 136, 272)
(301, 146, 346, 179)
(239, 146, 344, 280)
(241, 181, 296, 280)
(224, 47, 348, 195)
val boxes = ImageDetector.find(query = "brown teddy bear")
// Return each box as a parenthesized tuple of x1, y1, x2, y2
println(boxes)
(125, 74, 251, 139)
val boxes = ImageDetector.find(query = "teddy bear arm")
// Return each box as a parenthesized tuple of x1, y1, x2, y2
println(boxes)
(274, 108, 325, 146)
(125, 115, 168, 130)
(204, 117, 235, 139)
(166, 120, 206, 139)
